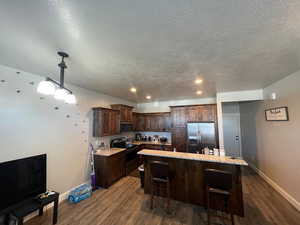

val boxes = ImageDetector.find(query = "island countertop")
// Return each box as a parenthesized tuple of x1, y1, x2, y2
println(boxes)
(138, 149, 248, 166)
(94, 148, 126, 157)
(132, 141, 172, 146)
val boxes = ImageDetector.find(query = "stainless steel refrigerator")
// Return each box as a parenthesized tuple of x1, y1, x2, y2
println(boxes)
(187, 122, 217, 153)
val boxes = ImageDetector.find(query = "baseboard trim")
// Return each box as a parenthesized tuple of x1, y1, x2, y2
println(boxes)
(249, 163, 300, 212)
(24, 181, 90, 222)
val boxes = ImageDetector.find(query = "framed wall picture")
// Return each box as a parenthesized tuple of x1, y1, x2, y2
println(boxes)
(265, 106, 289, 121)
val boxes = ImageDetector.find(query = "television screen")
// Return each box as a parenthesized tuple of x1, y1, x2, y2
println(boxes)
(0, 154, 46, 213)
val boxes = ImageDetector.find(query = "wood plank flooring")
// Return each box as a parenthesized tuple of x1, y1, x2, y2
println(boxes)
(26, 167, 300, 225)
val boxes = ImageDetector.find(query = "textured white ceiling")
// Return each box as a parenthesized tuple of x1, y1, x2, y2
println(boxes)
(1, 0, 300, 102)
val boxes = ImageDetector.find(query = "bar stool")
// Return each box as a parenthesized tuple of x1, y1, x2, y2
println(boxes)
(149, 160, 171, 213)
(204, 168, 234, 225)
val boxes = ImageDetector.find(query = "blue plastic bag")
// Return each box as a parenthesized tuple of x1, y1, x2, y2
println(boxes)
(68, 184, 92, 203)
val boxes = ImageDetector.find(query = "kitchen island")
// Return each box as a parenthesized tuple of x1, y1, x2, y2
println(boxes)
(138, 149, 248, 217)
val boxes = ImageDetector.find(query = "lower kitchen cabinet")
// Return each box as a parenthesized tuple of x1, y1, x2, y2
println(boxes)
(139, 144, 173, 151)
(94, 151, 125, 188)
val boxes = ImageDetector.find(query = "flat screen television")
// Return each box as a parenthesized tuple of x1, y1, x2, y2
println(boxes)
(0, 154, 46, 214)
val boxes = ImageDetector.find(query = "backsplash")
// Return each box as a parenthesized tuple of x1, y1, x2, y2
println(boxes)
(91, 132, 135, 149)
(90, 131, 171, 149)
(137, 132, 171, 142)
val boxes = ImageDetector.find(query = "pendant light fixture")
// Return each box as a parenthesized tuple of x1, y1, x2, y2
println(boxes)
(37, 52, 76, 104)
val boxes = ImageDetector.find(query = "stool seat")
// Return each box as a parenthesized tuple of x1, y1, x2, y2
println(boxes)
(208, 187, 230, 196)
(152, 177, 168, 183)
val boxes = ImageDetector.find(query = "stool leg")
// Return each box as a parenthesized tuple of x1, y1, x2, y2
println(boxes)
(150, 181, 154, 209)
(18, 218, 24, 225)
(206, 191, 210, 225)
(231, 214, 235, 225)
(166, 181, 170, 214)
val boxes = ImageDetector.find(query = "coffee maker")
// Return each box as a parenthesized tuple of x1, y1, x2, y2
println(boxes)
(135, 133, 142, 141)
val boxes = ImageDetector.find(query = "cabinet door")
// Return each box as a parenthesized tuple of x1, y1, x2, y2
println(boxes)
(126, 107, 133, 122)
(110, 110, 120, 135)
(171, 107, 186, 128)
(102, 109, 111, 136)
(144, 115, 151, 130)
(163, 113, 171, 131)
(171, 127, 187, 152)
(150, 115, 159, 131)
(132, 113, 137, 131)
(93, 110, 101, 137)
(137, 114, 145, 131)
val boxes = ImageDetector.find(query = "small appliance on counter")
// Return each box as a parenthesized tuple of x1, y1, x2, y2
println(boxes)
(159, 137, 168, 143)
(135, 133, 142, 141)
(153, 135, 159, 142)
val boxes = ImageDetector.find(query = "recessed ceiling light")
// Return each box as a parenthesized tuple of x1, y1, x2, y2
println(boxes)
(130, 87, 137, 93)
(196, 90, 203, 95)
(195, 79, 203, 84)
(146, 95, 151, 100)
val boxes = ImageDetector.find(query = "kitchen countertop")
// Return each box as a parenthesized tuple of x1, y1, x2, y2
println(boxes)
(133, 141, 172, 146)
(138, 149, 248, 166)
(94, 148, 126, 157)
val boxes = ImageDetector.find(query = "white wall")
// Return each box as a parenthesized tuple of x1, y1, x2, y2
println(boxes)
(0, 64, 136, 194)
(136, 98, 216, 113)
(240, 70, 300, 210)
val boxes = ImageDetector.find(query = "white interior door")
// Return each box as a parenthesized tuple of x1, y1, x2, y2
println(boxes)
(223, 114, 241, 157)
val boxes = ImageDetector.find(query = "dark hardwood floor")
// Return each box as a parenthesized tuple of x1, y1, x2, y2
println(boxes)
(26, 167, 300, 225)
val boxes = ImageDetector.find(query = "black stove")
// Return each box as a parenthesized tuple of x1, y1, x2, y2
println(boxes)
(110, 138, 141, 175)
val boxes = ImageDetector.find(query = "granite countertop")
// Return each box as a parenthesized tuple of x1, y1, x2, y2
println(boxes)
(133, 141, 172, 146)
(138, 149, 248, 166)
(94, 148, 126, 157)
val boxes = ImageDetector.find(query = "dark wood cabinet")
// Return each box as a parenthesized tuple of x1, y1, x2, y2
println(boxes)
(111, 104, 134, 123)
(170, 104, 218, 152)
(92, 107, 120, 137)
(135, 113, 145, 131)
(170, 106, 186, 128)
(171, 127, 187, 152)
(94, 151, 125, 188)
(134, 112, 171, 132)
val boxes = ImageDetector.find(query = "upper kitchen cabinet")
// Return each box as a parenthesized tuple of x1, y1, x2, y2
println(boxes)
(170, 106, 187, 128)
(170, 104, 217, 127)
(134, 112, 171, 132)
(92, 107, 120, 137)
(185, 105, 217, 122)
(110, 104, 134, 123)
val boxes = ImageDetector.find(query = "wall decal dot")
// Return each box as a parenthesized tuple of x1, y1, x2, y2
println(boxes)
(66, 115, 70, 118)
(1, 80, 5, 83)
(84, 140, 87, 143)
(74, 123, 78, 126)
(29, 81, 34, 85)
(40, 97, 45, 100)
(54, 107, 59, 110)
(16, 71, 20, 74)
(81, 131, 85, 134)
(16, 90, 21, 93)
(83, 120, 86, 123)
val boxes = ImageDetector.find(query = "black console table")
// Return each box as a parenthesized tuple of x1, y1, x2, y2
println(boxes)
(11, 192, 59, 225)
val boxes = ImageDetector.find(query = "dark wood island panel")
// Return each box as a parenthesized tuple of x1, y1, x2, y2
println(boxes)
(140, 150, 247, 217)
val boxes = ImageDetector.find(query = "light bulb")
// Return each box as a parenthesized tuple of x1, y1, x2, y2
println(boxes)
(65, 94, 77, 104)
(37, 80, 56, 95)
(54, 88, 68, 100)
